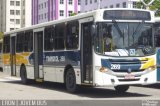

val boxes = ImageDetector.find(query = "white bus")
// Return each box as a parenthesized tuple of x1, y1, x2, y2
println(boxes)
(3, 8, 157, 93)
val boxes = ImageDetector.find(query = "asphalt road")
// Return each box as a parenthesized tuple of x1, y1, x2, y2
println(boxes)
(0, 72, 160, 106)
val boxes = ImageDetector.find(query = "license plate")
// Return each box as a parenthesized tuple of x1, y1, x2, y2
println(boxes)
(125, 74, 135, 79)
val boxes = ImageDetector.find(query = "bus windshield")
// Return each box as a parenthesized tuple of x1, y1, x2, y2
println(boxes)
(94, 22, 155, 57)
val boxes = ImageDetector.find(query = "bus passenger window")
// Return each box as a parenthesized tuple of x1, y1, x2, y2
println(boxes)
(16, 32, 24, 52)
(44, 26, 54, 51)
(24, 31, 33, 52)
(3, 36, 10, 53)
(66, 21, 79, 49)
(55, 23, 65, 50)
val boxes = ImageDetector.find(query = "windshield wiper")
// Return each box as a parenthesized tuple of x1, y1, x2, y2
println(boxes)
(131, 20, 145, 40)
(112, 20, 124, 45)
(112, 20, 124, 37)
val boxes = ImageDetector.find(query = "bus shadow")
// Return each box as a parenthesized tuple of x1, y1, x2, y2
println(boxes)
(3, 80, 151, 99)
(77, 87, 151, 98)
(135, 83, 160, 89)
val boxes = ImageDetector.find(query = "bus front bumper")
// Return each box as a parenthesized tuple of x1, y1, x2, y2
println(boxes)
(94, 69, 157, 86)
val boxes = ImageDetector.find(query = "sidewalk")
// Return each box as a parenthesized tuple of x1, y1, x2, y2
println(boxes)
(0, 72, 21, 82)
(0, 71, 10, 78)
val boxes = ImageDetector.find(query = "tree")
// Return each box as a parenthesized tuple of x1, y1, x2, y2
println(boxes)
(137, 0, 160, 16)
(71, 12, 77, 16)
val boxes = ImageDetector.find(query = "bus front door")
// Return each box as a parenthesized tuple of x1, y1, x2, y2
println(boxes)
(34, 31, 44, 80)
(10, 36, 16, 76)
(81, 22, 93, 84)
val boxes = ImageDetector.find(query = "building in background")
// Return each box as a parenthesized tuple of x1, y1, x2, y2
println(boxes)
(21, 0, 32, 28)
(0, 0, 31, 32)
(81, 0, 139, 13)
(0, 0, 6, 32)
(32, 0, 81, 25)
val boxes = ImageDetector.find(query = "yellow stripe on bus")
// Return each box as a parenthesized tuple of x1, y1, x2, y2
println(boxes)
(2, 52, 31, 65)
(2, 54, 10, 65)
(16, 53, 31, 65)
(140, 57, 156, 70)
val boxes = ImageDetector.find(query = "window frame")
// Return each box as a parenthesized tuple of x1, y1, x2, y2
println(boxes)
(68, 0, 73, 5)
(60, 0, 64, 4)
(60, 10, 64, 16)
(10, 1, 14, 6)
(16, 1, 20, 6)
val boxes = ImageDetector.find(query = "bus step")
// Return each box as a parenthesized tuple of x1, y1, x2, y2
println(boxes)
(81, 83, 93, 86)
(84, 80, 93, 83)
(35, 79, 43, 82)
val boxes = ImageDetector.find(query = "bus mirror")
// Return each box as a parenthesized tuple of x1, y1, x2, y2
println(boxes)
(91, 25, 96, 36)
(91, 24, 96, 45)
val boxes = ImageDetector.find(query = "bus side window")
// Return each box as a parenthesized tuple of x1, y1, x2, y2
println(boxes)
(16, 32, 24, 52)
(24, 30, 33, 52)
(55, 23, 65, 50)
(3, 36, 10, 53)
(66, 21, 79, 49)
(29, 31, 33, 52)
(44, 26, 54, 51)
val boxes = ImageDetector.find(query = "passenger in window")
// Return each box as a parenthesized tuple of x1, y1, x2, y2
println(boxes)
(66, 30, 78, 49)
(103, 33, 112, 52)
(73, 32, 78, 48)
(66, 34, 72, 48)
(138, 31, 149, 45)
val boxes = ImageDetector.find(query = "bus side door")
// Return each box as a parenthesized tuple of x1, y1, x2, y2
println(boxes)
(80, 17, 93, 84)
(34, 28, 44, 80)
(10, 35, 16, 76)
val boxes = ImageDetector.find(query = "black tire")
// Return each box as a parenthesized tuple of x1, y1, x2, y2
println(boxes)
(20, 66, 28, 84)
(65, 68, 78, 93)
(114, 85, 129, 93)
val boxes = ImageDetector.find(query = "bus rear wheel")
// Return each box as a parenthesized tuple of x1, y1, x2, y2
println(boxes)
(65, 68, 78, 93)
(114, 85, 129, 93)
(20, 66, 28, 84)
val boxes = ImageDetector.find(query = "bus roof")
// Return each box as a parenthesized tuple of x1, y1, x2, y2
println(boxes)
(4, 8, 154, 35)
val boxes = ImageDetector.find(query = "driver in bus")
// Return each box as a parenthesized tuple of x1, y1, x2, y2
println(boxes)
(103, 33, 112, 53)
(138, 31, 149, 45)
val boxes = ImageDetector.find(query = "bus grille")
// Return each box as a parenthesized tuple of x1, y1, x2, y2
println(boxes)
(112, 69, 145, 73)
(109, 59, 148, 73)
(118, 79, 140, 82)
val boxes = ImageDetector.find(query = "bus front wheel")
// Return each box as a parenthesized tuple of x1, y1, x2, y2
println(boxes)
(114, 85, 129, 93)
(65, 68, 78, 93)
(20, 66, 28, 84)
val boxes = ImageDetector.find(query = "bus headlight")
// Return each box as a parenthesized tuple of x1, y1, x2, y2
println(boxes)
(147, 65, 156, 71)
(95, 66, 109, 73)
